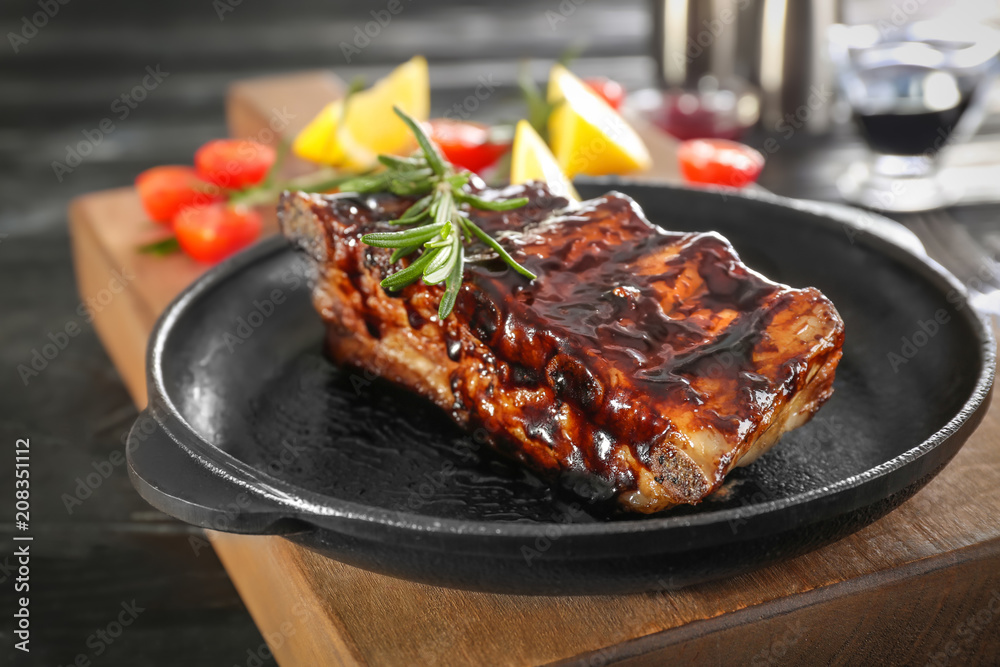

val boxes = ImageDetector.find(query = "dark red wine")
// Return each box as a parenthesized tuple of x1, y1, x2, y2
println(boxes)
(854, 97, 970, 156)
(850, 63, 976, 156)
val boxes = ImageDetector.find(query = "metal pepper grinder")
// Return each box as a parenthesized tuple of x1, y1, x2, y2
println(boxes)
(651, 0, 840, 134)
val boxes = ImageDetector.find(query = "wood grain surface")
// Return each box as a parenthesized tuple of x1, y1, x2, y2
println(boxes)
(67, 71, 1000, 666)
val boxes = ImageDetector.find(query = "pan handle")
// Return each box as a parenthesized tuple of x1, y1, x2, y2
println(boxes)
(126, 409, 311, 536)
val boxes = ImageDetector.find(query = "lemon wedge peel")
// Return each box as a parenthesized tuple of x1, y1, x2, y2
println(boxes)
(546, 63, 652, 178)
(510, 119, 580, 203)
(292, 56, 430, 169)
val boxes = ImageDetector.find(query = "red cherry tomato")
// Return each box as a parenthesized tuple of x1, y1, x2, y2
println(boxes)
(583, 77, 626, 111)
(677, 138, 765, 188)
(173, 203, 262, 263)
(194, 139, 276, 189)
(135, 166, 222, 225)
(427, 119, 510, 174)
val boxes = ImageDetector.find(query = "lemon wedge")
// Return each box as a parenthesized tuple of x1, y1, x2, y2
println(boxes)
(546, 64, 651, 178)
(510, 119, 579, 202)
(292, 56, 430, 168)
(292, 99, 346, 165)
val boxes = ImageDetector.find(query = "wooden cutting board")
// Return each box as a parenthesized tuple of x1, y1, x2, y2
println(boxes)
(69, 70, 1000, 666)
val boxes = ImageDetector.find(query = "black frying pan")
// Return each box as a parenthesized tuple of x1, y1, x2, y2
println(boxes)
(127, 182, 994, 595)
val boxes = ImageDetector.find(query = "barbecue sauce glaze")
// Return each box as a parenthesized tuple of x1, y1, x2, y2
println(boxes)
(299, 183, 843, 509)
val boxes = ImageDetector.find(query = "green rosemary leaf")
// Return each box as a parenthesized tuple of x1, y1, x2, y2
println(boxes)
(455, 192, 529, 211)
(557, 42, 584, 68)
(393, 106, 446, 176)
(356, 106, 540, 315)
(438, 242, 465, 319)
(337, 76, 366, 133)
(137, 236, 180, 256)
(423, 220, 453, 249)
(423, 241, 456, 284)
(338, 173, 391, 193)
(432, 190, 453, 226)
(228, 167, 361, 207)
(390, 167, 433, 181)
(361, 221, 446, 248)
(465, 219, 537, 280)
(388, 211, 430, 225)
(422, 260, 453, 286)
(378, 154, 427, 170)
(260, 139, 291, 189)
(381, 247, 440, 290)
(387, 176, 434, 197)
(517, 62, 554, 141)
(388, 195, 433, 225)
(295, 174, 360, 194)
(389, 245, 418, 263)
(398, 194, 432, 220)
(329, 77, 364, 166)
(438, 220, 453, 240)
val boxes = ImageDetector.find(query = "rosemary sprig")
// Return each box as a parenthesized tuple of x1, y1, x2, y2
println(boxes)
(517, 62, 555, 141)
(230, 167, 365, 207)
(350, 106, 536, 320)
(138, 236, 181, 256)
(516, 45, 579, 139)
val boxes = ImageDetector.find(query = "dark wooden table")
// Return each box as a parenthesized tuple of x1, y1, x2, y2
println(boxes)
(2, 1, 997, 665)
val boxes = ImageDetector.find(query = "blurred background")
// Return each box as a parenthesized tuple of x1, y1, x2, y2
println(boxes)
(1, 0, 998, 664)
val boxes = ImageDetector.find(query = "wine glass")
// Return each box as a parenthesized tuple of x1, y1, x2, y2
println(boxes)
(829, 20, 1000, 212)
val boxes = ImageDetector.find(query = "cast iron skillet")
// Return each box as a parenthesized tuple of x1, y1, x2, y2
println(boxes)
(127, 182, 994, 595)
